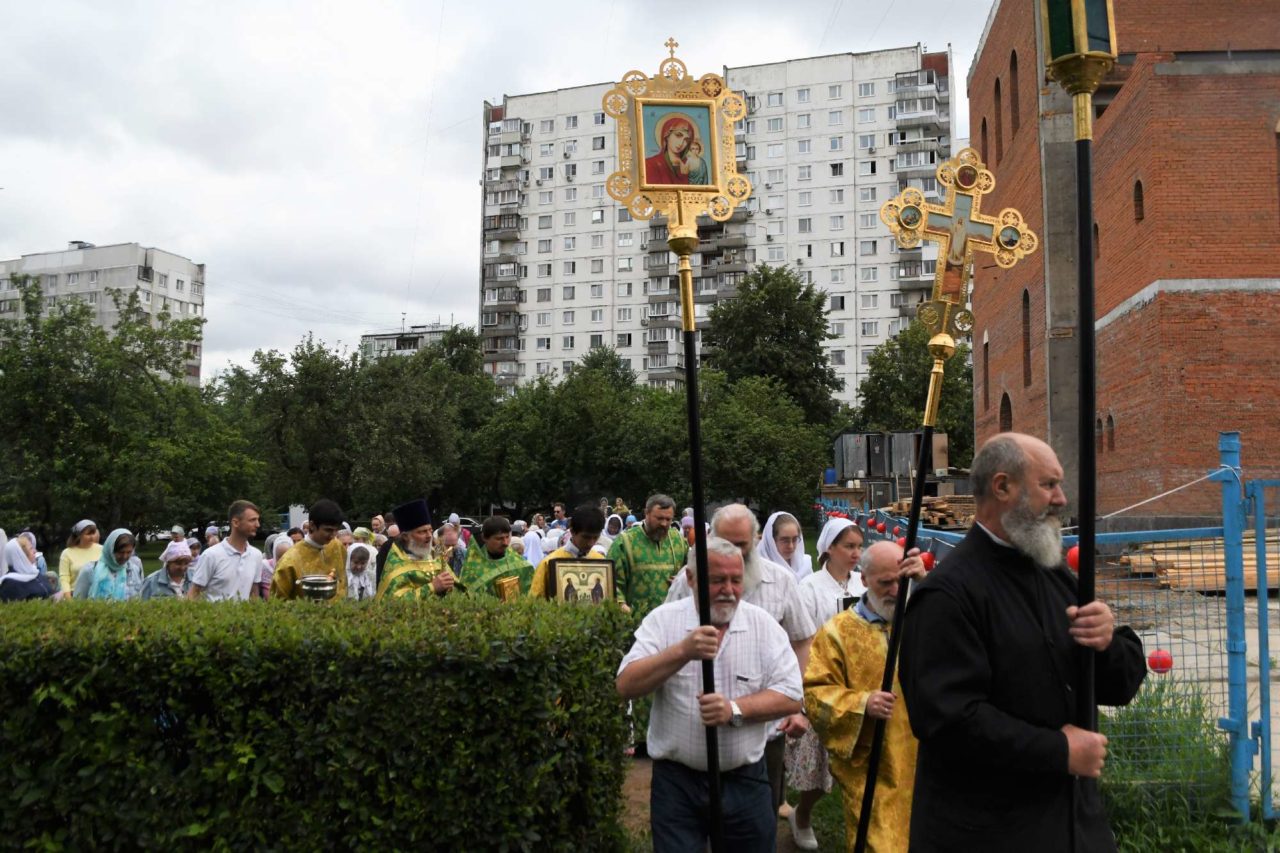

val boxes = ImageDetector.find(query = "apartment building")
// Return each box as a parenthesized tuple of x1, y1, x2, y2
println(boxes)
(480, 45, 952, 404)
(360, 322, 452, 360)
(0, 241, 206, 385)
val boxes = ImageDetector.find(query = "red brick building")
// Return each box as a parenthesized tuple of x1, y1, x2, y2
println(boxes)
(968, 0, 1280, 515)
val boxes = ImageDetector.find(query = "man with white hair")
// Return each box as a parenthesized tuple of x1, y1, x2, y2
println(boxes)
(617, 537, 802, 852)
(664, 503, 816, 819)
(804, 539, 927, 851)
(899, 432, 1146, 852)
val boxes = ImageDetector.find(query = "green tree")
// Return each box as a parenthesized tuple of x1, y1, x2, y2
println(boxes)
(703, 263, 843, 425)
(852, 320, 975, 467)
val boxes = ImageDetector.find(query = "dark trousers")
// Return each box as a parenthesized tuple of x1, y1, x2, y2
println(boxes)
(650, 757, 775, 853)
(764, 735, 786, 812)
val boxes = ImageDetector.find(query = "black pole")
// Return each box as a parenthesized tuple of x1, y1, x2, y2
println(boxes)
(1075, 134, 1097, 729)
(678, 241, 724, 853)
(854, 428, 932, 853)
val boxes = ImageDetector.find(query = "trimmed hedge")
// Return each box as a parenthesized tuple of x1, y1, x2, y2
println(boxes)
(0, 597, 634, 851)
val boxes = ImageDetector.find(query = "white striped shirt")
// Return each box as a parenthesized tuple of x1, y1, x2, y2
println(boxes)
(619, 598, 802, 771)
(664, 556, 817, 643)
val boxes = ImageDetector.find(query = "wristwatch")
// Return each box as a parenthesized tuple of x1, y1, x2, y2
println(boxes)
(729, 700, 744, 728)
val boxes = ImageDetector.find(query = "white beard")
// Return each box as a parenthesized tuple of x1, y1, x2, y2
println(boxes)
(406, 540, 434, 559)
(741, 550, 764, 595)
(711, 597, 738, 626)
(1002, 493, 1064, 569)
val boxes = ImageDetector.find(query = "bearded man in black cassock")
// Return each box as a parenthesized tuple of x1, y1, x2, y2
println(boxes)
(899, 432, 1146, 852)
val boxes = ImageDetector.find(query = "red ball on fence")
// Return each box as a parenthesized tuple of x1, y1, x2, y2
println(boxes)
(876, 522, 887, 533)
(896, 537, 907, 548)
(893, 526, 901, 536)
(1066, 545, 1080, 572)
(1148, 649, 1174, 674)
(921, 552, 935, 571)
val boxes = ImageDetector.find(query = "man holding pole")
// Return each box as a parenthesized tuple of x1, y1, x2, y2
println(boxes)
(899, 433, 1146, 851)
(617, 537, 802, 852)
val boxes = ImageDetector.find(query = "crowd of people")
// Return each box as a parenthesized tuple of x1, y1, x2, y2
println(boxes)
(0, 432, 1148, 852)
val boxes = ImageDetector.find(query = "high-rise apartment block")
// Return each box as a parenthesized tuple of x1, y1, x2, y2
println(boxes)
(360, 322, 452, 360)
(480, 45, 952, 403)
(0, 241, 206, 385)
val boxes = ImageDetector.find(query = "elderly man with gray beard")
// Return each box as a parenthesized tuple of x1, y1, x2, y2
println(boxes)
(899, 432, 1146, 853)
(618, 537, 802, 853)
(663, 504, 816, 820)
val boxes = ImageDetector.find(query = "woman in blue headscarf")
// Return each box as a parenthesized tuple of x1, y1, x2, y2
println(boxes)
(76, 529, 139, 601)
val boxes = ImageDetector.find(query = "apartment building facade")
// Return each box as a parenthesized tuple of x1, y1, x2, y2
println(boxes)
(360, 322, 452, 360)
(480, 45, 953, 404)
(0, 241, 206, 385)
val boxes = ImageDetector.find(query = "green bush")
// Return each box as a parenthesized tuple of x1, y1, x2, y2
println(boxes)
(0, 597, 634, 851)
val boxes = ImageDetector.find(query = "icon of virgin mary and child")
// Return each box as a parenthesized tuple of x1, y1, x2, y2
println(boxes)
(644, 111, 711, 185)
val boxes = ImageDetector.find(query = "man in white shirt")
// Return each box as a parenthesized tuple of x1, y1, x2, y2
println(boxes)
(618, 537, 802, 853)
(188, 500, 264, 602)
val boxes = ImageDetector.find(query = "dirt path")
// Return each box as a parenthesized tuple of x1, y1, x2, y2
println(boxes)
(623, 758, 805, 851)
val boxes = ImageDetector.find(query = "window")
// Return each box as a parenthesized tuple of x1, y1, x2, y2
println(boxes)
(591, 234, 604, 249)
(767, 194, 783, 210)
(536, 362, 550, 375)
(980, 118, 989, 164)
(887, 105, 897, 120)
(1022, 289, 1032, 386)
(594, 111, 605, 125)
(999, 393, 1013, 432)
(830, 215, 845, 230)
(860, 239, 877, 256)
(539, 166, 554, 180)
(861, 348, 875, 366)
(860, 267, 878, 282)
(767, 117, 783, 132)
(564, 140, 578, 155)
(858, 82, 874, 97)
(617, 333, 632, 348)
(563, 260, 576, 275)
(830, 295, 846, 311)
(591, 308, 604, 322)
(541, 119, 554, 133)
(830, 268, 844, 283)
(563, 309, 575, 324)
(1134, 181, 1145, 222)
(564, 236, 576, 250)
(830, 322, 845, 336)
(563, 336, 575, 350)
(828, 84, 843, 99)
(994, 78, 1004, 163)
(797, 139, 812, 155)
(767, 219, 785, 236)
(767, 245, 785, 261)
(798, 191, 812, 207)
(564, 211, 576, 226)
(564, 187, 577, 201)
(618, 257, 634, 272)
(767, 91, 783, 107)
(157, 273, 168, 288)
(538, 239, 552, 253)
(481, 311, 496, 326)
(858, 107, 875, 123)
(539, 190, 553, 204)
(858, 186, 876, 202)
(797, 113, 812, 129)
(537, 263, 552, 277)
(592, 160, 605, 174)
(1009, 51, 1021, 134)
(861, 321, 879, 336)
(831, 242, 845, 257)
(89, 270, 98, 284)
(592, 135, 605, 150)
(540, 143, 554, 157)
(536, 337, 551, 351)
(618, 307, 632, 321)
(798, 217, 813, 233)
(766, 168, 784, 184)
(830, 162, 844, 177)
(563, 163, 577, 180)
(745, 119, 757, 134)
(537, 287, 551, 302)
(563, 285, 576, 300)
(68, 272, 79, 285)
(858, 161, 876, 176)
(591, 208, 605, 224)
(590, 283, 604, 297)
(830, 350, 846, 366)
(87, 291, 98, 305)
(830, 188, 845, 203)
(859, 212, 876, 228)
(858, 133, 875, 149)
(592, 184, 605, 199)
(538, 214, 552, 229)
(828, 110, 843, 126)
(829, 136, 844, 151)
(889, 292, 905, 308)
(591, 259, 604, 274)
(767, 143, 784, 158)
(616, 282, 633, 299)
(797, 164, 812, 181)
(796, 87, 811, 103)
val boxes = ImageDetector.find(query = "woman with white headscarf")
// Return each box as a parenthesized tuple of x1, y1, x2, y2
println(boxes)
(346, 543, 377, 601)
(783, 517, 868, 849)
(0, 530, 59, 602)
(598, 513, 624, 551)
(758, 511, 813, 580)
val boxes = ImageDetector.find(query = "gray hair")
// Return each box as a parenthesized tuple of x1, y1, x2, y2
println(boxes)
(971, 434, 1029, 500)
(710, 503, 759, 539)
(685, 535, 743, 572)
(645, 493, 676, 514)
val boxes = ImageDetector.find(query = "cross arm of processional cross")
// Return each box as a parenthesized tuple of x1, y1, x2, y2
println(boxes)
(878, 147, 1038, 340)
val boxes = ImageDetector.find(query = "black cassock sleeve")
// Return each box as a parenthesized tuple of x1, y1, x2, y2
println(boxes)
(1096, 625, 1146, 706)
(900, 585, 1069, 775)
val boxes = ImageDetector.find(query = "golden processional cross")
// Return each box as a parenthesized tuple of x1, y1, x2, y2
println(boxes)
(854, 149, 1038, 853)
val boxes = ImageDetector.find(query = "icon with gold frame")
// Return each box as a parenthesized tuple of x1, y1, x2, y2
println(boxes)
(493, 575, 521, 602)
(548, 558, 615, 605)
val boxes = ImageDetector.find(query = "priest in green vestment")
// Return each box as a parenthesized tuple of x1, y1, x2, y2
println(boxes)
(459, 515, 535, 597)
(606, 493, 686, 620)
(378, 498, 459, 600)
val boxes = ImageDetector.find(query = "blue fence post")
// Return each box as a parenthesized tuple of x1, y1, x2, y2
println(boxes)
(1249, 480, 1274, 819)
(1215, 431, 1252, 822)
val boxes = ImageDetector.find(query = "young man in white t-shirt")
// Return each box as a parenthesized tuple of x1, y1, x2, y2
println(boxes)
(188, 500, 264, 602)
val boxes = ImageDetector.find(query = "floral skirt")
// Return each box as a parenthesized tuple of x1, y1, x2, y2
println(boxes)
(784, 726, 833, 793)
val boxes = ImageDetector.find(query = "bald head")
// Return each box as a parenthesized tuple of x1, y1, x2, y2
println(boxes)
(862, 540, 906, 620)
(972, 433, 1062, 503)
(972, 432, 1069, 563)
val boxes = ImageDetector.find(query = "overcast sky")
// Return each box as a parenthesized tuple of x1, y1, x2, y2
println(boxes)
(0, 0, 988, 378)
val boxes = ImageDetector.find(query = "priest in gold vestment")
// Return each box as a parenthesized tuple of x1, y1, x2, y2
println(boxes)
(270, 499, 350, 599)
(804, 540, 926, 853)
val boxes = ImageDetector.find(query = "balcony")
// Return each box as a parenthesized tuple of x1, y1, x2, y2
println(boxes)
(647, 262, 672, 278)
(649, 313, 682, 329)
(648, 288, 675, 304)
(495, 372, 519, 387)
(898, 275, 933, 294)
(716, 232, 748, 250)
(896, 110, 941, 131)
(648, 360, 686, 377)
(484, 224, 520, 242)
(896, 138, 941, 155)
(898, 299, 925, 318)
(500, 154, 524, 169)
(896, 162, 939, 180)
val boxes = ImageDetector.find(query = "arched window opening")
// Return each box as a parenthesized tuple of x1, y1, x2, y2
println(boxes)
(1134, 181, 1145, 222)
(994, 79, 1004, 163)
(999, 393, 1013, 432)
(1021, 289, 1032, 387)
(1009, 51, 1021, 134)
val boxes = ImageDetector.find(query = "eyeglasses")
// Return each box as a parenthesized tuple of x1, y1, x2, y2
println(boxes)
(776, 536, 800, 546)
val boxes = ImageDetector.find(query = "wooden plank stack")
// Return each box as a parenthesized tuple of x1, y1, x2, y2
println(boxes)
(1122, 531, 1280, 593)
(883, 495, 976, 530)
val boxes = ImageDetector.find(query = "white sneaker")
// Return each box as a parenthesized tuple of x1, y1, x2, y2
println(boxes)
(788, 809, 819, 851)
